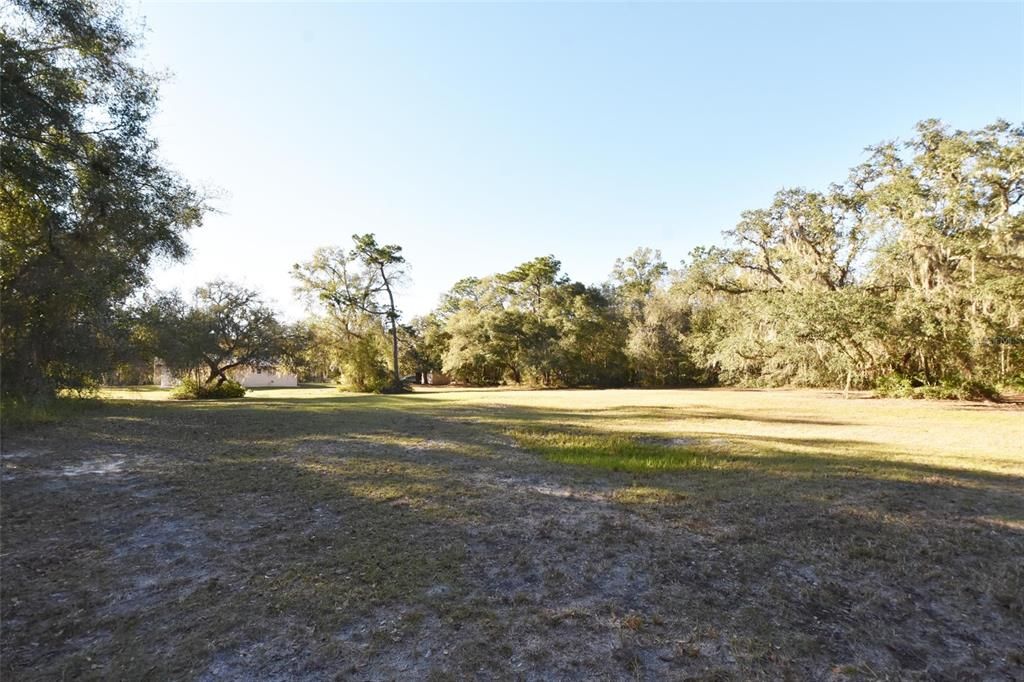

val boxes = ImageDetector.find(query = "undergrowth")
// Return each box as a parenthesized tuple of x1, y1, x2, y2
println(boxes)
(169, 378, 247, 400)
(874, 374, 1000, 401)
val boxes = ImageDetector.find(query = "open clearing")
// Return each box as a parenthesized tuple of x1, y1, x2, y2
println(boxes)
(1, 386, 1022, 679)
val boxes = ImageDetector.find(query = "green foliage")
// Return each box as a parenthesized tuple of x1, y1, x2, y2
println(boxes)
(399, 316, 448, 379)
(277, 313, 395, 391)
(433, 258, 627, 387)
(190, 282, 284, 383)
(1000, 373, 1024, 393)
(169, 378, 247, 400)
(1, 396, 104, 429)
(611, 247, 669, 320)
(338, 334, 392, 393)
(409, 119, 1022, 400)
(506, 429, 717, 473)
(139, 282, 284, 384)
(275, 321, 318, 381)
(625, 286, 699, 387)
(677, 120, 1023, 398)
(293, 234, 407, 391)
(874, 374, 1000, 401)
(916, 380, 999, 402)
(408, 117, 1022, 401)
(873, 374, 917, 399)
(1, 0, 206, 402)
(5, 38, 1013, 413)
(279, 317, 344, 383)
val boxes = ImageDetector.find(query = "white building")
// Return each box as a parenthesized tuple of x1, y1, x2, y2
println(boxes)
(231, 366, 298, 388)
(153, 359, 176, 388)
(153, 359, 298, 388)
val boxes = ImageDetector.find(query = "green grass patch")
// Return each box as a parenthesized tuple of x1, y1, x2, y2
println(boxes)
(0, 395, 104, 429)
(506, 428, 722, 473)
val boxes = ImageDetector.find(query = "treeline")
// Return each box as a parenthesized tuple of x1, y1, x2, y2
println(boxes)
(299, 119, 1021, 399)
(3, 3, 1021, 404)
(299, 118, 1024, 397)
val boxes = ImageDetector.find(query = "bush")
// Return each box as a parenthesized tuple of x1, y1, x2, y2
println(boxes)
(873, 373, 915, 398)
(380, 380, 413, 394)
(999, 373, 1024, 394)
(337, 335, 392, 393)
(874, 374, 1000, 401)
(340, 368, 391, 393)
(919, 379, 1000, 402)
(169, 378, 247, 400)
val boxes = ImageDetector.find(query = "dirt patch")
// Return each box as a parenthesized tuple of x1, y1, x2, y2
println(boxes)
(61, 456, 127, 477)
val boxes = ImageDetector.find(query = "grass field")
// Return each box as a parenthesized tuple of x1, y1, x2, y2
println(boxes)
(2, 386, 1022, 679)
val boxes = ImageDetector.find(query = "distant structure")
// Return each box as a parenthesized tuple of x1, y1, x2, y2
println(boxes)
(426, 371, 451, 386)
(232, 365, 298, 388)
(153, 359, 298, 388)
(153, 359, 174, 387)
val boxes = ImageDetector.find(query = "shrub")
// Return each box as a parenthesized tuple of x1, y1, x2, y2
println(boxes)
(874, 374, 1000, 401)
(170, 378, 247, 400)
(999, 373, 1024, 394)
(340, 367, 391, 393)
(873, 373, 915, 398)
(923, 379, 1000, 402)
(337, 335, 392, 393)
(380, 380, 413, 394)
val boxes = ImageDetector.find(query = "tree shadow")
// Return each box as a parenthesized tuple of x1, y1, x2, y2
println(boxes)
(3, 393, 1023, 678)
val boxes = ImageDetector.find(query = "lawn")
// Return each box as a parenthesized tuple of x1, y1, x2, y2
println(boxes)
(1, 386, 1021, 679)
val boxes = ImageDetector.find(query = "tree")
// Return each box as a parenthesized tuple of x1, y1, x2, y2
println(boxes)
(860, 119, 1024, 384)
(142, 282, 283, 385)
(433, 257, 628, 387)
(133, 290, 202, 378)
(277, 317, 340, 383)
(293, 234, 408, 391)
(277, 315, 389, 390)
(498, 255, 566, 313)
(625, 283, 698, 387)
(610, 247, 668, 320)
(190, 282, 284, 385)
(551, 282, 630, 387)
(693, 186, 869, 295)
(352, 234, 406, 388)
(1, 0, 206, 402)
(609, 247, 671, 384)
(677, 119, 1024, 394)
(275, 321, 319, 382)
(400, 316, 448, 383)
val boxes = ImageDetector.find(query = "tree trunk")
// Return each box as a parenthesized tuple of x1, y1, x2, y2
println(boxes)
(390, 318, 400, 386)
(380, 267, 402, 389)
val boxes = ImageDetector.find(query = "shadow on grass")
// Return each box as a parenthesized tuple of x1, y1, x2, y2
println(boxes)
(3, 391, 1023, 678)
(22, 393, 1021, 511)
(1, 449, 469, 679)
(20, 392, 1016, 472)
(463, 403, 854, 426)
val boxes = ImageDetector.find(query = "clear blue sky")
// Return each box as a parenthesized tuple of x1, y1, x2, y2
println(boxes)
(135, 1, 1024, 320)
